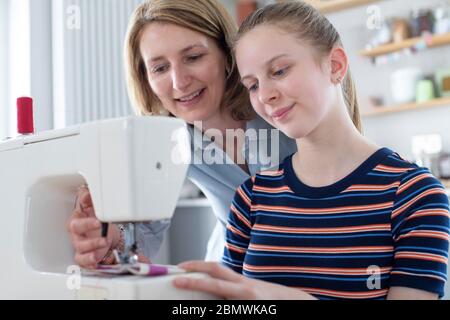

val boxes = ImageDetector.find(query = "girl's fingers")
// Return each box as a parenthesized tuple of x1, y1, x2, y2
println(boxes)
(178, 261, 242, 282)
(173, 276, 247, 299)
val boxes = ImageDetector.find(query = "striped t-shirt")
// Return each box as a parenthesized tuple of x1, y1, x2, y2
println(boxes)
(222, 148, 450, 299)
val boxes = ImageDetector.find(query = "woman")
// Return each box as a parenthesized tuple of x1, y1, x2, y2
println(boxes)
(66, 0, 296, 268)
(173, 1, 449, 300)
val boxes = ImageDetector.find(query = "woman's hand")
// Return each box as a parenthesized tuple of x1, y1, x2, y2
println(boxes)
(172, 261, 316, 300)
(66, 186, 120, 269)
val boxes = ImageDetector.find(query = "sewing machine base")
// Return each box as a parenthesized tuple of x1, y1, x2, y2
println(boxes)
(77, 273, 217, 300)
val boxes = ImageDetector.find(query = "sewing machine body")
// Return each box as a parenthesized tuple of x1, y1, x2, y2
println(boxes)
(0, 116, 214, 299)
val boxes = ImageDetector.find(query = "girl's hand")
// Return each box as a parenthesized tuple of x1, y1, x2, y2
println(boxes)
(172, 261, 316, 300)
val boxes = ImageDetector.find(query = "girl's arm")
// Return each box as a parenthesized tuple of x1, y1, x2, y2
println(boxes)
(387, 287, 438, 300)
(389, 169, 449, 299)
(173, 260, 317, 300)
(222, 178, 255, 273)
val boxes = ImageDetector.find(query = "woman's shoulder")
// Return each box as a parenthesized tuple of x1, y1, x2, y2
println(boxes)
(245, 114, 272, 131)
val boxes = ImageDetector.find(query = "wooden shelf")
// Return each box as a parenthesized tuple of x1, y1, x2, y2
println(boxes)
(362, 96, 450, 117)
(302, 0, 381, 13)
(360, 32, 450, 58)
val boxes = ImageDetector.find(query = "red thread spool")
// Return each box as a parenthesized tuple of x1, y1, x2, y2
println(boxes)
(17, 96, 34, 134)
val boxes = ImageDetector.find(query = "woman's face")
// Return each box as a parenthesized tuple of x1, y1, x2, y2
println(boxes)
(236, 25, 337, 139)
(140, 22, 227, 125)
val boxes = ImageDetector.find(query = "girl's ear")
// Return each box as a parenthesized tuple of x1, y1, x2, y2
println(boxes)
(329, 47, 348, 84)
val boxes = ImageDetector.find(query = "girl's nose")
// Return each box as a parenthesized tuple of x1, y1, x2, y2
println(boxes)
(258, 83, 279, 105)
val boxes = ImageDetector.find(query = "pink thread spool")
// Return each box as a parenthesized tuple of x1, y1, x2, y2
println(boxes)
(17, 96, 34, 135)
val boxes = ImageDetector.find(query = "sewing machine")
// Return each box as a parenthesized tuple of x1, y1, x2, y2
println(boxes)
(0, 116, 215, 299)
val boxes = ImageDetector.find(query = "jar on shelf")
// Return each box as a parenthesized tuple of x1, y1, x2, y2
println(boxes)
(410, 8, 434, 37)
(433, 4, 450, 34)
(392, 18, 411, 42)
(368, 18, 392, 47)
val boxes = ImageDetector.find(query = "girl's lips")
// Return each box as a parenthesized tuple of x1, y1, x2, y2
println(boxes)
(271, 104, 294, 120)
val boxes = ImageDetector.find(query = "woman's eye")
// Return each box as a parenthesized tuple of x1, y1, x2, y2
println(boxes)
(151, 65, 168, 74)
(186, 54, 203, 62)
(248, 83, 259, 92)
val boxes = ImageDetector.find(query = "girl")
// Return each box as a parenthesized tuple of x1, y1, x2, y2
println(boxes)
(173, 1, 450, 300)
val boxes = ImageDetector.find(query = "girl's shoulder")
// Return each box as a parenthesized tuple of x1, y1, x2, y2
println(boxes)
(380, 149, 442, 185)
(380, 149, 449, 209)
(247, 154, 294, 191)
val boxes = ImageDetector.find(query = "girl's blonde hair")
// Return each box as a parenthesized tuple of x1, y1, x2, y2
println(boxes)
(236, 1, 362, 132)
(124, 0, 254, 120)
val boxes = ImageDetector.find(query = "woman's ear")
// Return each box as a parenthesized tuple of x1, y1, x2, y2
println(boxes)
(329, 47, 348, 84)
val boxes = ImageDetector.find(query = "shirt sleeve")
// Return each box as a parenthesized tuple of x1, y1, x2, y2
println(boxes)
(222, 177, 255, 274)
(136, 219, 171, 260)
(390, 168, 450, 297)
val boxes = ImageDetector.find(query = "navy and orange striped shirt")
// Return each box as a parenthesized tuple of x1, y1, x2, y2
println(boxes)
(222, 148, 450, 299)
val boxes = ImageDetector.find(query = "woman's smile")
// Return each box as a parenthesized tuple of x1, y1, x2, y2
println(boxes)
(175, 88, 206, 108)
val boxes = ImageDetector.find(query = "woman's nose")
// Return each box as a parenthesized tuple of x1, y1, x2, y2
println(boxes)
(171, 66, 192, 92)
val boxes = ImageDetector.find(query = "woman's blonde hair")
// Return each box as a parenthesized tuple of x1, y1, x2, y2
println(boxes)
(124, 0, 254, 120)
(236, 1, 362, 132)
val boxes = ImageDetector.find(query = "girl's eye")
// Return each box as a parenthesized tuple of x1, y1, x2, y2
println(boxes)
(273, 67, 288, 77)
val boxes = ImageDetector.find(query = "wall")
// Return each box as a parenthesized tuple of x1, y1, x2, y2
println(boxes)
(326, 0, 450, 160)
(221, 0, 279, 22)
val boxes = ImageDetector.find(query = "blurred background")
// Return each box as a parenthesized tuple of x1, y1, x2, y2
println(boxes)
(1, 0, 450, 264)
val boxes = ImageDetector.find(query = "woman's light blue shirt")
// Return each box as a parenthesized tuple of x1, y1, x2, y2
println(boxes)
(136, 116, 297, 261)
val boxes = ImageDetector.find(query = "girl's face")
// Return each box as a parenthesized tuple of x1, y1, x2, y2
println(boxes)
(236, 25, 338, 139)
(140, 22, 227, 125)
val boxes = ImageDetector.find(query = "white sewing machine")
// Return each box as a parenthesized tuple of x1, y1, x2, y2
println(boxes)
(0, 116, 215, 299)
